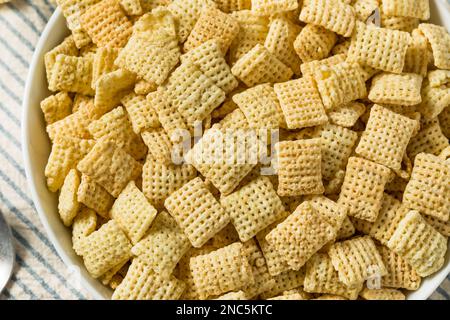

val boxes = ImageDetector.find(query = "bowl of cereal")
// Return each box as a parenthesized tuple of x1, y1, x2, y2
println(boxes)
(23, 0, 450, 300)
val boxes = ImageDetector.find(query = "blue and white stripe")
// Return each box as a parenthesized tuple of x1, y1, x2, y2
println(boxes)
(0, 0, 448, 300)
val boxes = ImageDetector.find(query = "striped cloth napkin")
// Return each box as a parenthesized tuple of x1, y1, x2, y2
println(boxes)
(0, 0, 448, 300)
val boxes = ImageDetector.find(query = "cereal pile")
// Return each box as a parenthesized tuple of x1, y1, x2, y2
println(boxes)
(41, 0, 449, 300)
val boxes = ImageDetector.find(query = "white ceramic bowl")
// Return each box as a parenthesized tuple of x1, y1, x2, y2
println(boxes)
(22, 1, 450, 300)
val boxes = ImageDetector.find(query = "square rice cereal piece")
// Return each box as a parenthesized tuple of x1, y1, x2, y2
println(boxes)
(403, 153, 450, 222)
(184, 6, 240, 53)
(274, 77, 328, 129)
(56, 0, 102, 47)
(147, 90, 189, 142)
(110, 181, 158, 244)
(142, 155, 197, 208)
(419, 23, 450, 70)
(307, 195, 348, 234)
(93, 69, 136, 117)
(132, 5, 177, 40)
(112, 258, 185, 299)
(313, 61, 367, 110)
(256, 221, 292, 276)
(387, 210, 447, 277)
(58, 169, 80, 226)
(77, 139, 143, 197)
(228, 11, 269, 64)
(356, 105, 419, 171)
(72, 94, 94, 114)
(45, 137, 95, 192)
(382, 0, 429, 20)
(275, 139, 324, 196)
(419, 80, 450, 120)
(120, 0, 142, 15)
(91, 47, 119, 89)
(190, 242, 254, 299)
(403, 29, 429, 77)
(381, 15, 419, 33)
(131, 211, 191, 276)
(328, 102, 366, 128)
(329, 236, 387, 287)
(368, 194, 409, 245)
(424, 215, 450, 237)
(319, 124, 358, 181)
(265, 17, 302, 75)
(266, 202, 336, 270)
(181, 40, 238, 93)
(164, 177, 230, 247)
(259, 269, 306, 299)
(80, 0, 133, 48)
(40, 92, 72, 125)
(304, 253, 362, 300)
(251, 0, 298, 15)
(220, 176, 286, 241)
(214, 0, 251, 12)
(77, 174, 114, 217)
(46, 109, 92, 142)
(72, 207, 97, 255)
(300, 53, 346, 78)
(407, 121, 449, 160)
(163, 62, 225, 126)
(369, 73, 423, 106)
(347, 22, 411, 73)
(78, 220, 132, 278)
(141, 128, 174, 165)
(240, 239, 276, 298)
(116, 35, 180, 86)
(294, 24, 337, 63)
(168, 0, 217, 42)
(378, 245, 421, 290)
(88, 107, 147, 160)
(134, 79, 156, 95)
(231, 44, 293, 87)
(233, 84, 286, 129)
(185, 128, 257, 195)
(44, 36, 78, 83)
(48, 54, 94, 95)
(360, 287, 405, 300)
(338, 157, 391, 222)
(428, 69, 450, 88)
(121, 93, 160, 134)
(299, 0, 356, 37)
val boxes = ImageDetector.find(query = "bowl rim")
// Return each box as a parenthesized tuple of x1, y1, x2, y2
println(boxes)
(22, 5, 450, 301)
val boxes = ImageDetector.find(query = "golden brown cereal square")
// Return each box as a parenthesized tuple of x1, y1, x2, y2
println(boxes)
(221, 176, 285, 241)
(360, 287, 405, 300)
(387, 210, 447, 277)
(329, 236, 387, 287)
(77, 139, 143, 197)
(418, 23, 450, 70)
(131, 211, 191, 276)
(382, 0, 429, 20)
(266, 202, 336, 270)
(44, 35, 78, 83)
(313, 61, 367, 110)
(164, 177, 230, 247)
(77, 174, 114, 218)
(231, 44, 293, 87)
(274, 77, 328, 130)
(251, 0, 298, 15)
(403, 29, 429, 77)
(184, 6, 240, 53)
(369, 73, 423, 106)
(190, 242, 254, 299)
(58, 169, 80, 226)
(112, 258, 185, 299)
(403, 153, 450, 222)
(407, 121, 449, 160)
(356, 105, 419, 171)
(299, 0, 356, 37)
(347, 22, 411, 73)
(294, 24, 337, 63)
(72, 207, 97, 255)
(275, 139, 324, 196)
(259, 269, 306, 299)
(40, 92, 72, 125)
(338, 157, 391, 222)
(80, 0, 133, 48)
(78, 220, 132, 278)
(121, 93, 160, 134)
